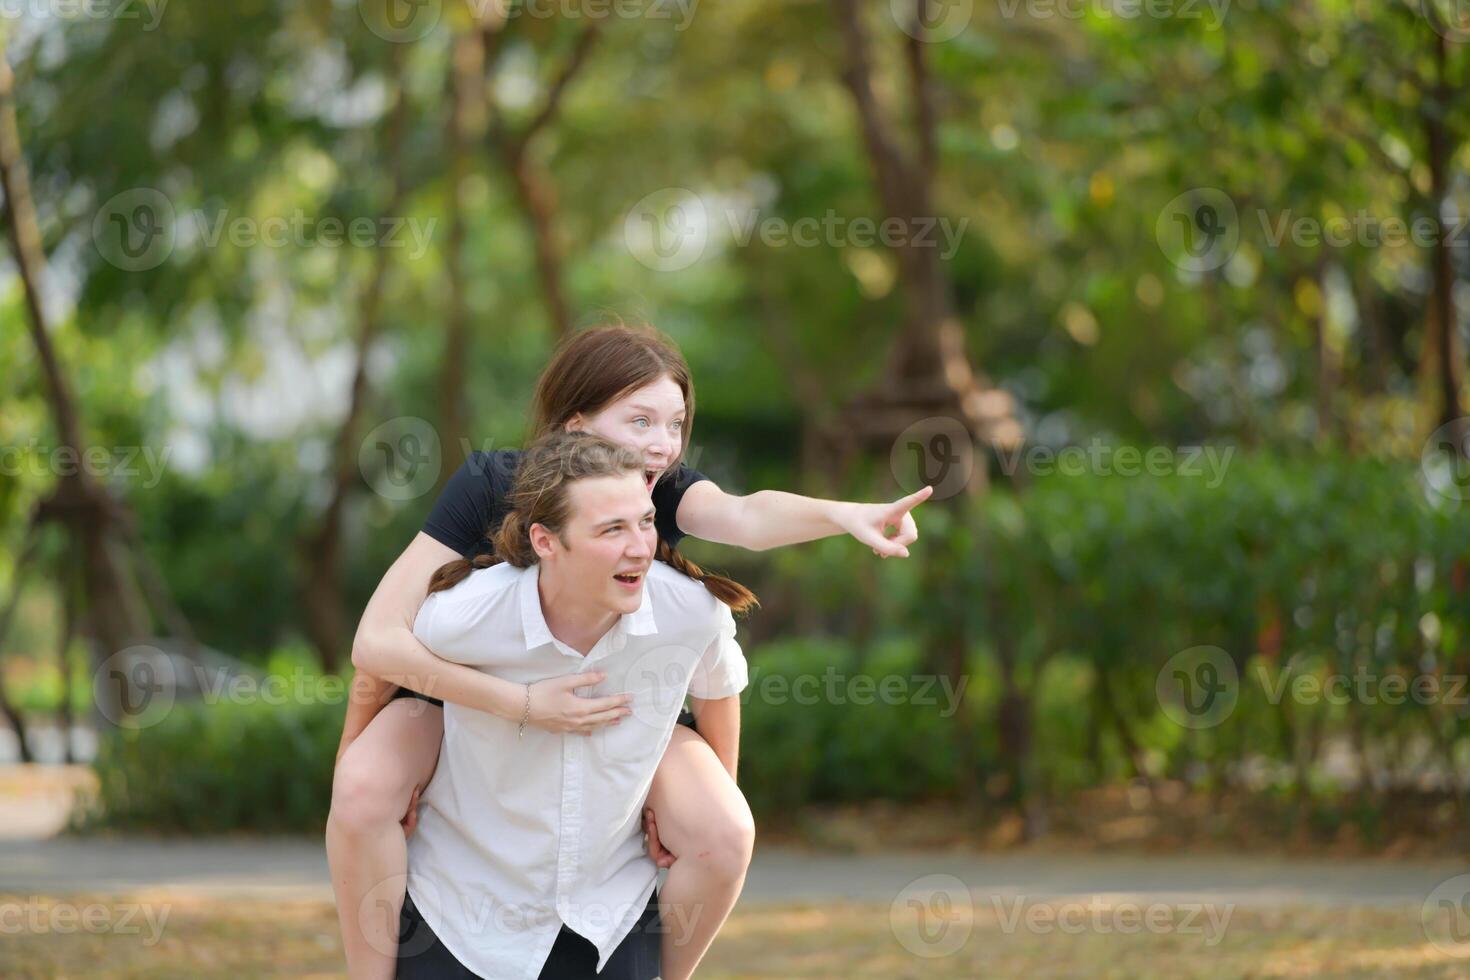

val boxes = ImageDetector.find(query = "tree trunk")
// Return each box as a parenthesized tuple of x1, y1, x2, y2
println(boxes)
(300, 48, 412, 672)
(482, 22, 601, 345)
(1423, 31, 1465, 451)
(438, 29, 483, 488)
(0, 49, 153, 724)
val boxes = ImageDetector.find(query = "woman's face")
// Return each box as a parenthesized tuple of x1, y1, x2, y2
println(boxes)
(565, 374, 688, 492)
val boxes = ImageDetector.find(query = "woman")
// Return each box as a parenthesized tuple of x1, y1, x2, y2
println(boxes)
(328, 324, 932, 980)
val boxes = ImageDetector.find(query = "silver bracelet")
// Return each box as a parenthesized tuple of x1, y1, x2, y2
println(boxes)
(518, 682, 532, 739)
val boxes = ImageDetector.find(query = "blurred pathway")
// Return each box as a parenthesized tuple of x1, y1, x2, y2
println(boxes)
(0, 836, 1460, 908)
(2, 766, 1459, 908)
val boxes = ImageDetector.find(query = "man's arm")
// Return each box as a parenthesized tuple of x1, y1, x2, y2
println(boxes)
(687, 695, 740, 780)
(674, 479, 933, 557)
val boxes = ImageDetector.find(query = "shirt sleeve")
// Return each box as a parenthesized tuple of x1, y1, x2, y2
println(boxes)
(408, 586, 491, 665)
(687, 600, 749, 700)
(421, 452, 497, 557)
(410, 591, 443, 651)
(652, 462, 711, 549)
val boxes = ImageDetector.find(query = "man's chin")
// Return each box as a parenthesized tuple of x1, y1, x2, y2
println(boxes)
(611, 588, 643, 612)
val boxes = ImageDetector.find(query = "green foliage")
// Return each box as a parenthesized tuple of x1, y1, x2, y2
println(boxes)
(79, 694, 340, 834)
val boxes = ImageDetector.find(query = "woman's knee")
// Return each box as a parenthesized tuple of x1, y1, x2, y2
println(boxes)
(328, 750, 406, 838)
(681, 794, 755, 883)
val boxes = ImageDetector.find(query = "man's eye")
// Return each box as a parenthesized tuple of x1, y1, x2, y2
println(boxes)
(640, 517, 655, 527)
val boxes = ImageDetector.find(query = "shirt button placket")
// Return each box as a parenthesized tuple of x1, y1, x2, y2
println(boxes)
(557, 681, 585, 928)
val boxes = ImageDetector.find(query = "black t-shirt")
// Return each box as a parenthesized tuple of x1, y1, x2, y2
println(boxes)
(421, 449, 711, 558)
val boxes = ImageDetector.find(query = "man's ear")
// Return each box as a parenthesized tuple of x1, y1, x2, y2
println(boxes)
(528, 522, 559, 561)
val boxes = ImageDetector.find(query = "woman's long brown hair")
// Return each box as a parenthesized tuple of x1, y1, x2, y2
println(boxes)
(429, 431, 758, 615)
(516, 322, 755, 614)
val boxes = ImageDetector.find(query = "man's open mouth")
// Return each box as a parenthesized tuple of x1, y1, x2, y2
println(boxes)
(613, 571, 644, 587)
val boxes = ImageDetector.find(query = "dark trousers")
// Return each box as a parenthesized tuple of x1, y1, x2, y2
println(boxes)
(396, 889, 663, 980)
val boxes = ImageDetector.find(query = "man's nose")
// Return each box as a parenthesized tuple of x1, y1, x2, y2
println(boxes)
(627, 530, 653, 558)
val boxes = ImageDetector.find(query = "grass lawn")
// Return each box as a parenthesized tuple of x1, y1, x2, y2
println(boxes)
(2, 893, 1467, 978)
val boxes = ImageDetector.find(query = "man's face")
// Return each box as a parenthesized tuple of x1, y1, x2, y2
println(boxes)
(541, 471, 657, 615)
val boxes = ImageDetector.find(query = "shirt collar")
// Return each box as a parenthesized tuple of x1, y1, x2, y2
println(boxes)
(518, 561, 660, 653)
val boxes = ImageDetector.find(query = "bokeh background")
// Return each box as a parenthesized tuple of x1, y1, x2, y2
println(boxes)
(4, 0, 1470, 976)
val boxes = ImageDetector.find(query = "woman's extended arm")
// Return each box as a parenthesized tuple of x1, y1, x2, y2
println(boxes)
(674, 481, 934, 557)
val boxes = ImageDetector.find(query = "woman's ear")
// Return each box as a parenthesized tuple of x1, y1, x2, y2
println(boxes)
(563, 414, 584, 433)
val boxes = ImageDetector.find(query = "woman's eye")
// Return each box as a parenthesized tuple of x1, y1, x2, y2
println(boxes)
(671, 420, 683, 431)
(633, 418, 649, 428)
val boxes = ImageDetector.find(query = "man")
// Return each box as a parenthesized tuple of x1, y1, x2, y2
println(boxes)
(395, 434, 750, 979)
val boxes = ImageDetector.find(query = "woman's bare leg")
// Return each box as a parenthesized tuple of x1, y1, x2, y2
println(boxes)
(646, 725, 756, 980)
(326, 698, 444, 980)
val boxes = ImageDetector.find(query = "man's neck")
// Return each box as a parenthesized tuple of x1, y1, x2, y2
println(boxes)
(537, 566, 618, 656)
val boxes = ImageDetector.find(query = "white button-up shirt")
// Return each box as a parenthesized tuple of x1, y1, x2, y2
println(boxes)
(405, 559, 749, 979)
